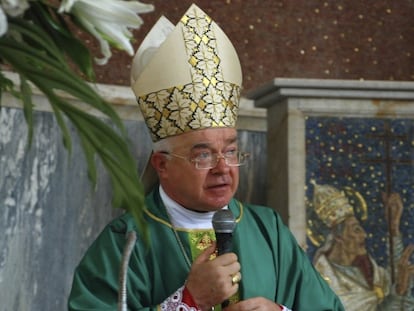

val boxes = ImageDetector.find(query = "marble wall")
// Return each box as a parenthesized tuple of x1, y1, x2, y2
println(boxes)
(0, 107, 146, 310)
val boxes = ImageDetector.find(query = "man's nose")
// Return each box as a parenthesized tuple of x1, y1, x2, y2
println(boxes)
(211, 155, 230, 171)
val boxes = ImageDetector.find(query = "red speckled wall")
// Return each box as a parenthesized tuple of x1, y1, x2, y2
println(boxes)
(87, 0, 414, 95)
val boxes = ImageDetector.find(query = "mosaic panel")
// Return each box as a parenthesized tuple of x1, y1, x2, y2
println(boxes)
(305, 116, 414, 309)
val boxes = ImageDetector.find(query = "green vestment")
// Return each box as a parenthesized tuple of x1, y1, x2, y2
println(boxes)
(68, 188, 344, 310)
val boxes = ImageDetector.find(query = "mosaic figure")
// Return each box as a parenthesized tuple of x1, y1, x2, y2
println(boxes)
(310, 182, 414, 310)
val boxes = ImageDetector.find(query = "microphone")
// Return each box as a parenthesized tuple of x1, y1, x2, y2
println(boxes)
(212, 209, 236, 308)
(212, 209, 236, 255)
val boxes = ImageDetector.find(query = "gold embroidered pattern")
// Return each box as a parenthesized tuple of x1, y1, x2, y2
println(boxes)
(311, 181, 354, 228)
(137, 6, 240, 142)
(188, 230, 216, 259)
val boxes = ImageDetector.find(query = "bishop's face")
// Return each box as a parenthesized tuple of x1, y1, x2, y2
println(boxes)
(153, 127, 240, 212)
(340, 216, 368, 258)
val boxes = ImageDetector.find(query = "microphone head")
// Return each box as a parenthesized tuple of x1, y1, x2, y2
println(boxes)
(212, 209, 236, 233)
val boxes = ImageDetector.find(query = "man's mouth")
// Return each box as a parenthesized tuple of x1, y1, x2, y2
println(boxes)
(208, 183, 229, 189)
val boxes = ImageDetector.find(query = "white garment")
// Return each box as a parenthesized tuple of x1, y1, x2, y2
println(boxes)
(314, 254, 390, 311)
(159, 185, 226, 229)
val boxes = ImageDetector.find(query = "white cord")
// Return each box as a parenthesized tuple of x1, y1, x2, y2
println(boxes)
(118, 231, 137, 311)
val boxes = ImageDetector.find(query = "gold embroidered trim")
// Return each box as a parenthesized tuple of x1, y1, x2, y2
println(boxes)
(144, 208, 173, 228)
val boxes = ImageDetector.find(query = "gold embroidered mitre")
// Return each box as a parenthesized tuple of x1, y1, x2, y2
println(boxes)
(311, 181, 354, 228)
(131, 4, 242, 142)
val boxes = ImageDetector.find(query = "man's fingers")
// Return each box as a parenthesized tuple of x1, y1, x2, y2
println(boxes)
(193, 242, 217, 264)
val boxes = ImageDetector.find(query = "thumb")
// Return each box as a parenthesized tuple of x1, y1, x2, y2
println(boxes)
(193, 241, 217, 265)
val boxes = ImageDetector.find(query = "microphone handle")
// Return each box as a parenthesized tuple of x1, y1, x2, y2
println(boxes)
(215, 232, 233, 308)
(215, 232, 233, 255)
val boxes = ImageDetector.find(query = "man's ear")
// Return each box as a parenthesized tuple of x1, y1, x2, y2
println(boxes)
(151, 152, 168, 176)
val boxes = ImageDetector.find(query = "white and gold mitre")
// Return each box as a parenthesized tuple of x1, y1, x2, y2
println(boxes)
(311, 181, 354, 228)
(131, 4, 242, 142)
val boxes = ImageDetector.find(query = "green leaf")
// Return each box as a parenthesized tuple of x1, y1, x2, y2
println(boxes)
(19, 75, 34, 147)
(0, 72, 17, 109)
(25, 71, 145, 231)
(0, 4, 148, 235)
(45, 92, 73, 153)
(24, 70, 145, 230)
(27, 2, 95, 80)
(51, 95, 147, 233)
(8, 17, 67, 67)
(0, 72, 14, 92)
(78, 131, 98, 187)
(0, 38, 124, 133)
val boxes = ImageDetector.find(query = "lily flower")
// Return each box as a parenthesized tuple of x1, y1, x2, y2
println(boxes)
(1, 0, 31, 36)
(59, 0, 154, 65)
(1, 0, 30, 17)
(0, 7, 6, 36)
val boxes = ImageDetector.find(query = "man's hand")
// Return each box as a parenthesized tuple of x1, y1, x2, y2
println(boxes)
(382, 192, 403, 236)
(224, 297, 283, 311)
(396, 244, 414, 295)
(186, 242, 241, 311)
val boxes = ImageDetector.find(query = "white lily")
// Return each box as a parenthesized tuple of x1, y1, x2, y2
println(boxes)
(59, 0, 154, 65)
(1, 0, 30, 17)
(0, 6, 7, 36)
(0, 0, 31, 36)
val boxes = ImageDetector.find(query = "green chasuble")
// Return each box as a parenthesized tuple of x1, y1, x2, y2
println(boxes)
(68, 188, 344, 310)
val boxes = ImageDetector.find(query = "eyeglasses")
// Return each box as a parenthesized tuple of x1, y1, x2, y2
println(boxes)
(160, 150, 250, 170)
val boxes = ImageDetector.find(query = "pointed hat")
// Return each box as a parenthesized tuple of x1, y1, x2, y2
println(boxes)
(311, 181, 355, 228)
(131, 4, 243, 142)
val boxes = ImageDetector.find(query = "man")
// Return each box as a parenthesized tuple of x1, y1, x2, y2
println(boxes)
(68, 4, 344, 311)
(311, 182, 414, 310)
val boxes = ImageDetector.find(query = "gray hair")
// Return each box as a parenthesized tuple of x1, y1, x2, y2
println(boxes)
(152, 138, 172, 152)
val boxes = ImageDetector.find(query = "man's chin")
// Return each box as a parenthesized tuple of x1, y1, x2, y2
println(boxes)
(204, 197, 232, 211)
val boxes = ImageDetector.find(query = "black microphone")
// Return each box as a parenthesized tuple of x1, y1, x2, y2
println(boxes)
(212, 209, 236, 308)
(212, 209, 236, 255)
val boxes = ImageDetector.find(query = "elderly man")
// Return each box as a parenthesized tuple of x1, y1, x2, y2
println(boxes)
(68, 4, 344, 311)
